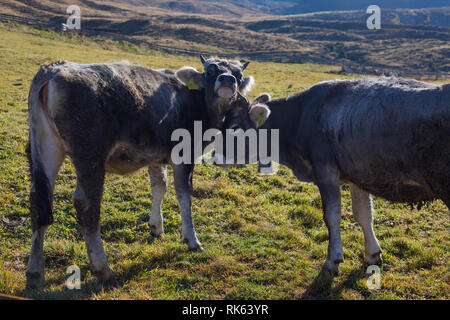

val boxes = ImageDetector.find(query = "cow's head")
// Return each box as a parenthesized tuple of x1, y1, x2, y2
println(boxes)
(175, 55, 254, 128)
(212, 92, 272, 166)
(223, 92, 271, 132)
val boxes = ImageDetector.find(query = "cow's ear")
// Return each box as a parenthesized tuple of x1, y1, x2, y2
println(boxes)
(239, 76, 255, 95)
(175, 66, 205, 90)
(253, 93, 271, 105)
(249, 104, 271, 127)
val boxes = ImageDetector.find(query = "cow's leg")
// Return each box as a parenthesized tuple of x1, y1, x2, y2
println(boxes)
(73, 163, 114, 284)
(26, 123, 66, 289)
(148, 165, 168, 237)
(349, 184, 382, 265)
(172, 164, 203, 251)
(314, 166, 344, 276)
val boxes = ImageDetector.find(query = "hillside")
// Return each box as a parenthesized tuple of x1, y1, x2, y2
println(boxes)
(0, 23, 448, 300)
(99, 1, 450, 16)
(2, 0, 450, 22)
(244, 0, 450, 15)
(1, 0, 449, 77)
(294, 7, 450, 28)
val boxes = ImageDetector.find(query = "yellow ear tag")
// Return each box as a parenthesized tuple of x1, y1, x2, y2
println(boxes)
(186, 78, 198, 90)
(257, 117, 265, 127)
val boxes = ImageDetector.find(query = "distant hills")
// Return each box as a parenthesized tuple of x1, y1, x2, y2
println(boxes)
(237, 0, 450, 15)
(101, 0, 450, 21)
(296, 7, 450, 28)
(2, 1, 450, 21)
(1, 0, 449, 77)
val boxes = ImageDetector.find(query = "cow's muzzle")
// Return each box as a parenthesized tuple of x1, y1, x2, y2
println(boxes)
(215, 75, 237, 99)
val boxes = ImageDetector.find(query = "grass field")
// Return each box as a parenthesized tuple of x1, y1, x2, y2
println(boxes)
(0, 22, 448, 300)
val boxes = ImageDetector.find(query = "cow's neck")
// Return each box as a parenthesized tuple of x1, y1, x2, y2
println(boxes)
(181, 89, 211, 129)
(261, 94, 304, 152)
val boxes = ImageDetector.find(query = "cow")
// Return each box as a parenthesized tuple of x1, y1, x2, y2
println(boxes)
(25, 56, 255, 289)
(216, 77, 450, 275)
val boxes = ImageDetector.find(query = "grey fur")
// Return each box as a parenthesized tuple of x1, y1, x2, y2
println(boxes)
(222, 77, 450, 274)
(26, 59, 254, 289)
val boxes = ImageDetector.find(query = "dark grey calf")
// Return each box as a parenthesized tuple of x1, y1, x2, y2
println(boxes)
(219, 77, 450, 275)
(26, 58, 255, 289)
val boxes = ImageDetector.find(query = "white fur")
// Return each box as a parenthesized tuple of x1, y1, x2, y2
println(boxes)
(173, 166, 203, 251)
(349, 184, 382, 264)
(82, 227, 113, 280)
(26, 225, 49, 279)
(175, 66, 201, 85)
(32, 80, 66, 190)
(241, 76, 255, 95)
(148, 166, 168, 237)
(249, 104, 271, 127)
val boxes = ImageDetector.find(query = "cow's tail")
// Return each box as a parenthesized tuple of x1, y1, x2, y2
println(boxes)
(27, 62, 66, 229)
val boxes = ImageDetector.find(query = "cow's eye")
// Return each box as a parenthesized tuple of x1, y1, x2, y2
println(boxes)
(234, 73, 242, 83)
(207, 65, 218, 77)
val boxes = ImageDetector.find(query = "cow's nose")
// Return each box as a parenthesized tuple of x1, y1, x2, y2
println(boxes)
(218, 74, 236, 85)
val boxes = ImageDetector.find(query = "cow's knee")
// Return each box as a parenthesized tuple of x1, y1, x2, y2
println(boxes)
(73, 180, 89, 211)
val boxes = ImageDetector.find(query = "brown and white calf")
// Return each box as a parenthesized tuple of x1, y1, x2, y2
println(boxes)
(26, 57, 255, 289)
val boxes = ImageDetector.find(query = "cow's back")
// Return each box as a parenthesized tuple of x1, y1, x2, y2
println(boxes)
(48, 61, 198, 142)
(49, 61, 183, 114)
(317, 78, 450, 203)
(33, 61, 204, 174)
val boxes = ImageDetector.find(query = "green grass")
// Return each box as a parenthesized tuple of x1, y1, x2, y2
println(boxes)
(0, 22, 448, 300)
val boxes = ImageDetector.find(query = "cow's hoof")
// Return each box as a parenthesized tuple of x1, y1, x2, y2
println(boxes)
(150, 228, 164, 238)
(150, 226, 164, 238)
(94, 268, 115, 285)
(323, 258, 343, 277)
(189, 244, 204, 252)
(184, 239, 204, 252)
(100, 275, 118, 288)
(26, 271, 44, 290)
(365, 252, 383, 266)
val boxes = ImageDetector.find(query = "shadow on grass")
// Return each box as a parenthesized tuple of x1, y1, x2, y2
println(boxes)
(301, 265, 368, 300)
(17, 245, 188, 300)
(16, 264, 118, 300)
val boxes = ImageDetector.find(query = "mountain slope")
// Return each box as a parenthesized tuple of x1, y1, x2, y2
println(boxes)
(101, 1, 450, 16)
(243, 0, 450, 15)
(1, 0, 449, 76)
(2, 0, 450, 19)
